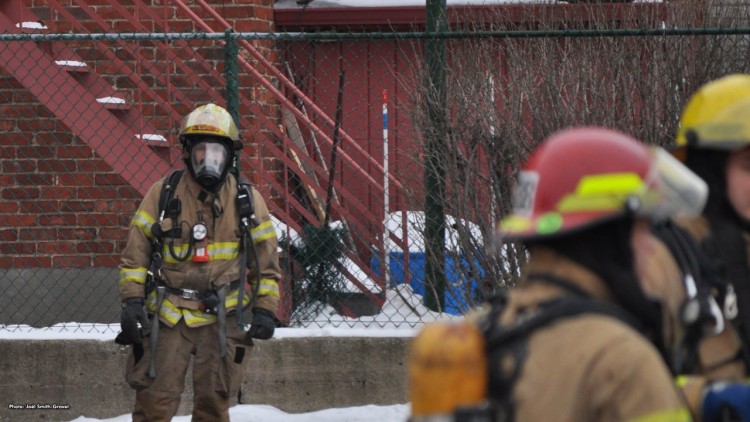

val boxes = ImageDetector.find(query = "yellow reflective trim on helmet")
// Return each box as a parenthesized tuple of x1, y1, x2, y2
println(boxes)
(627, 408, 691, 422)
(497, 215, 533, 233)
(119, 267, 148, 286)
(557, 173, 644, 213)
(131, 210, 155, 240)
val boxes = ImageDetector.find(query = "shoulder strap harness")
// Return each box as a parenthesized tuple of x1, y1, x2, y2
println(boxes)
(480, 279, 642, 422)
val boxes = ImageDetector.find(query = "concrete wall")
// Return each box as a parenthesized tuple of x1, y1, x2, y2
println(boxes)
(0, 337, 410, 422)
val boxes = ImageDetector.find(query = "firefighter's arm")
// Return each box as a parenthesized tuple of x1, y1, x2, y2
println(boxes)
(118, 180, 163, 302)
(247, 190, 281, 315)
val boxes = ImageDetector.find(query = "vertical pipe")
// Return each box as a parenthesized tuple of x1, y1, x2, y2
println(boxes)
(382, 89, 390, 287)
(324, 68, 346, 227)
(424, 0, 447, 312)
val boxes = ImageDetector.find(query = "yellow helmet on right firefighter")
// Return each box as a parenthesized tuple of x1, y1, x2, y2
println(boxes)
(675, 74, 750, 156)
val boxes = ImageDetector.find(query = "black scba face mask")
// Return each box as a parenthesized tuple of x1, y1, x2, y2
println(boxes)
(190, 141, 229, 190)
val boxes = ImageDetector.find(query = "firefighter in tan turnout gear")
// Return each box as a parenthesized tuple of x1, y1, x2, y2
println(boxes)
(116, 104, 281, 421)
(409, 127, 719, 422)
(671, 74, 750, 422)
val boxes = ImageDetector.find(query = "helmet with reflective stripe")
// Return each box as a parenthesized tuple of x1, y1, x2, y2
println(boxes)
(178, 103, 242, 151)
(497, 127, 707, 240)
(675, 74, 750, 155)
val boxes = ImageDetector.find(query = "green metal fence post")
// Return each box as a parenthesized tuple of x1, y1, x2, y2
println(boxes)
(224, 28, 240, 174)
(424, 0, 448, 312)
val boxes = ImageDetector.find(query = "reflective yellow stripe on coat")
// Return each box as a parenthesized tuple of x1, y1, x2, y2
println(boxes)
(131, 210, 155, 240)
(119, 267, 148, 286)
(146, 284, 272, 327)
(161, 242, 240, 264)
(257, 277, 280, 298)
(628, 408, 691, 422)
(250, 220, 276, 243)
(146, 291, 218, 327)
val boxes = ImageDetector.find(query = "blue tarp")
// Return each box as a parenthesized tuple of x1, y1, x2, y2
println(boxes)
(371, 252, 482, 315)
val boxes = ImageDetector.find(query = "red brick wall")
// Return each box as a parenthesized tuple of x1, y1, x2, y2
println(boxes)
(1, 0, 279, 269)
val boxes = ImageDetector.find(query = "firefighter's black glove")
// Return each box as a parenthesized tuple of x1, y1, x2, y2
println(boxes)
(117, 298, 150, 345)
(246, 308, 276, 340)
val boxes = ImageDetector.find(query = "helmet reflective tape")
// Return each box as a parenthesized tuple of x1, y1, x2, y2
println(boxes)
(549, 149, 706, 219)
(557, 173, 646, 213)
(497, 214, 534, 233)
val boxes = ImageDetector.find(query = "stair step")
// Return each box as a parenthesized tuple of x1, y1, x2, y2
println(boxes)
(15, 21, 47, 30)
(136, 133, 168, 144)
(97, 96, 131, 111)
(55, 60, 89, 73)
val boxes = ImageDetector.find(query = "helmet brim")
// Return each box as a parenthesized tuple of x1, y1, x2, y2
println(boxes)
(497, 210, 623, 241)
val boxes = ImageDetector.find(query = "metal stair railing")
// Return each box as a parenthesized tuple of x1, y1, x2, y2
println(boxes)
(0, 2, 172, 195)
(46, 0, 392, 301)
(171, 0, 404, 298)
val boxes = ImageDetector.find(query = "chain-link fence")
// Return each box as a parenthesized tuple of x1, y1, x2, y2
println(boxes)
(2, 0, 750, 332)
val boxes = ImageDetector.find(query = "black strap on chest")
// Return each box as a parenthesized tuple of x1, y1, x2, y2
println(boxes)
(651, 220, 750, 374)
(235, 175, 260, 330)
(148, 170, 259, 287)
(481, 284, 642, 421)
(150, 170, 257, 240)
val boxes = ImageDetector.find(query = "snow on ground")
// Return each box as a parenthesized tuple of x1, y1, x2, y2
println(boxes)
(0, 284, 460, 340)
(69, 403, 411, 422)
(2, 285, 426, 422)
(1, 213, 475, 421)
(0, 284, 450, 422)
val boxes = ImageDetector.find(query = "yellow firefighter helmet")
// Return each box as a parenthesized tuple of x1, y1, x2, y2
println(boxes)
(675, 74, 750, 156)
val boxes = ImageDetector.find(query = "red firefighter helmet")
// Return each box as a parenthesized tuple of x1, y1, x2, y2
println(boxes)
(497, 127, 707, 240)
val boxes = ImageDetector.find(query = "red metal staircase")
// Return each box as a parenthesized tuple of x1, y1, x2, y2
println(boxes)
(0, 0, 173, 195)
(1, 0, 402, 313)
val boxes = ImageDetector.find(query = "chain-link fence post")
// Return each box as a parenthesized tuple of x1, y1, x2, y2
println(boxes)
(224, 29, 241, 174)
(424, 0, 448, 312)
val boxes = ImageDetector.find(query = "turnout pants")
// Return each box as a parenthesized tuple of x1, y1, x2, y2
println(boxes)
(125, 317, 251, 422)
